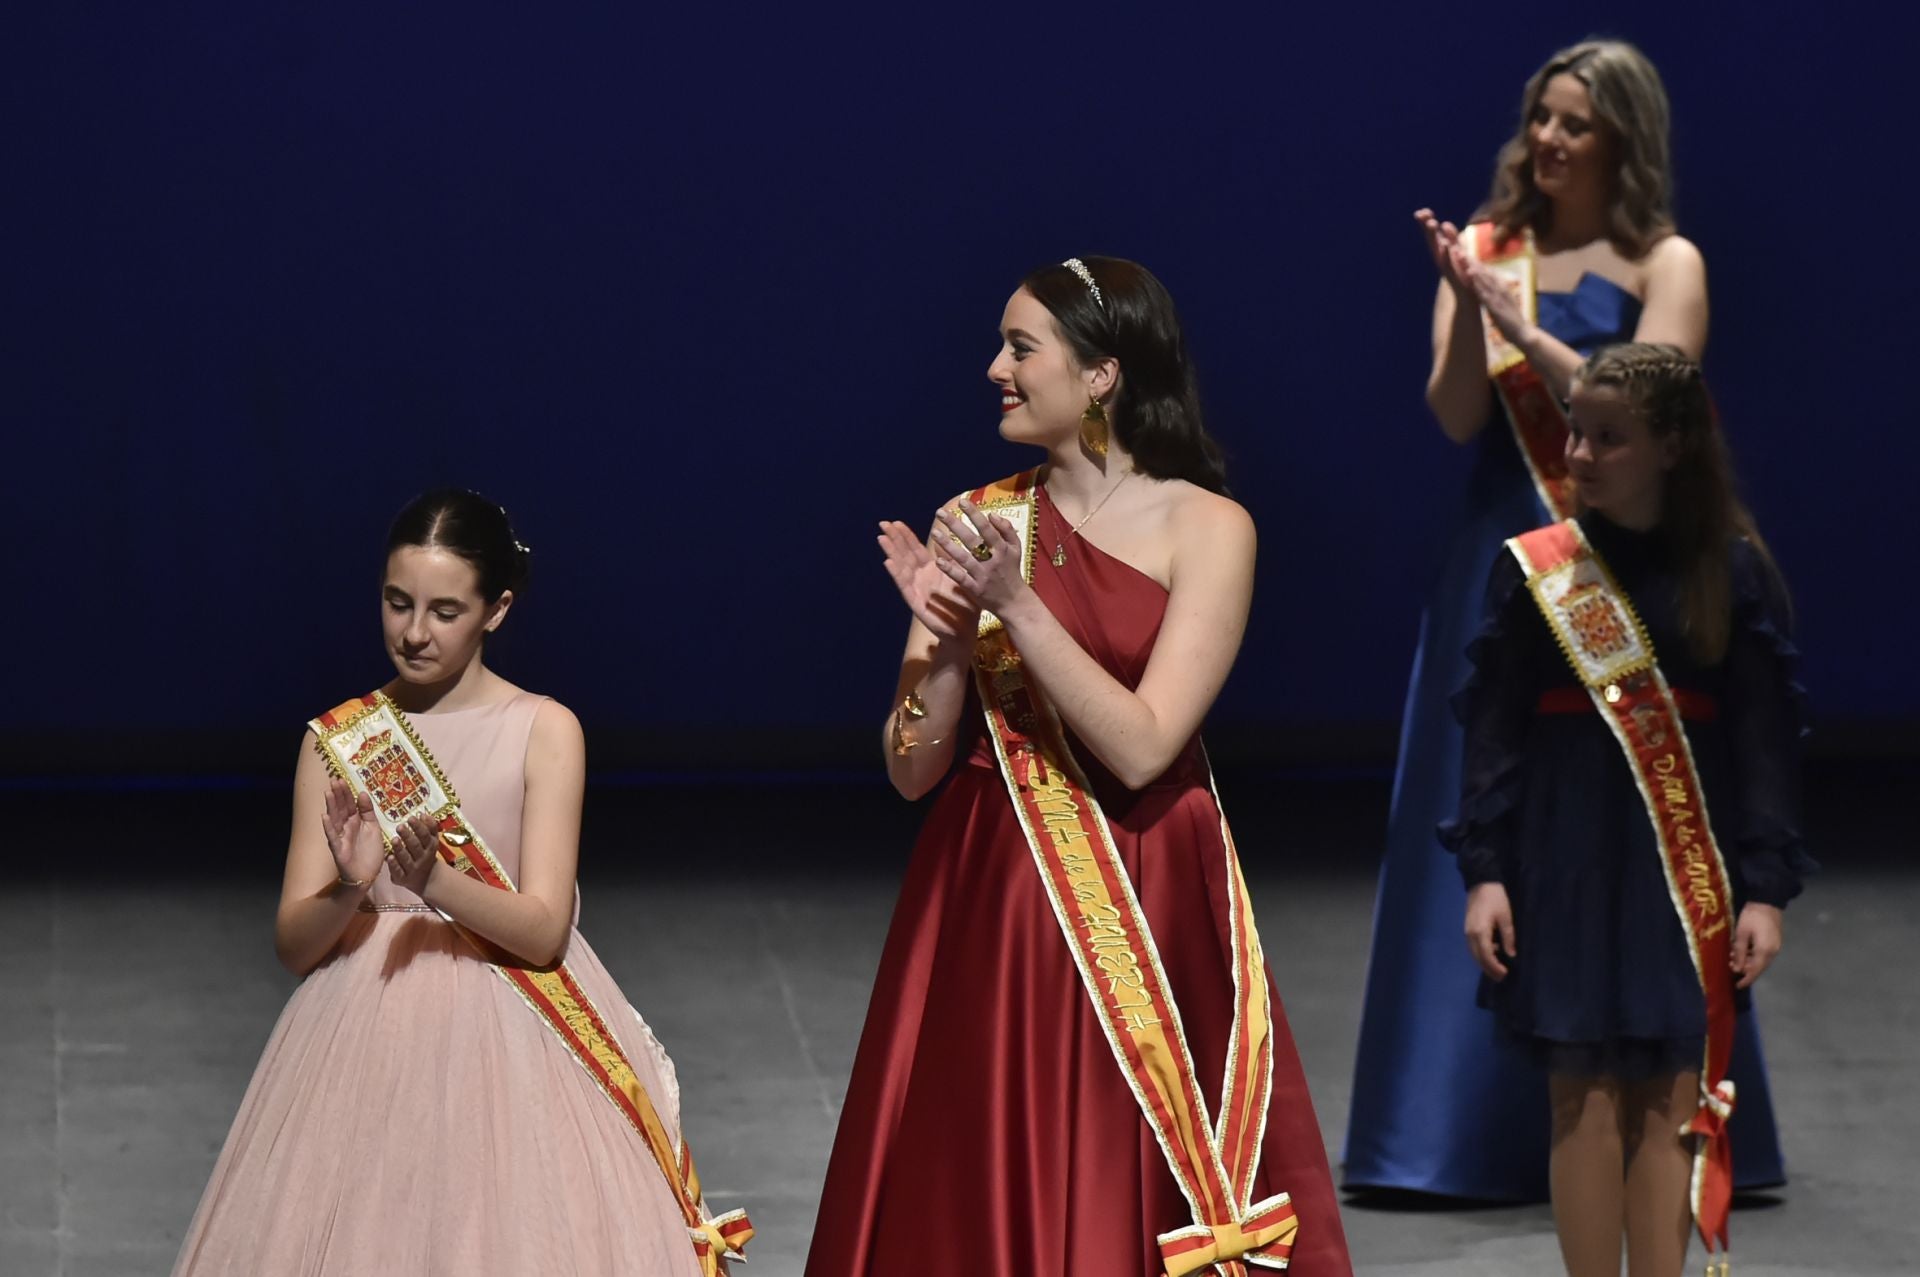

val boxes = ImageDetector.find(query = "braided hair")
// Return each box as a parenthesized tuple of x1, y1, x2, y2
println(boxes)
(1574, 343, 1785, 663)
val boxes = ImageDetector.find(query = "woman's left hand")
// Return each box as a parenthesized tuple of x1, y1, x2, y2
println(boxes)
(1730, 901, 1784, 989)
(1453, 244, 1534, 347)
(931, 499, 1029, 616)
(386, 813, 445, 898)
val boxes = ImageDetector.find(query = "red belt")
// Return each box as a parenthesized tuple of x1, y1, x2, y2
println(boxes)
(1536, 686, 1719, 722)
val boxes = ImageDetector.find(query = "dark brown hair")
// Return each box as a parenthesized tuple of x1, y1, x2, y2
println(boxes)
(1574, 344, 1785, 663)
(386, 489, 530, 603)
(1021, 256, 1228, 494)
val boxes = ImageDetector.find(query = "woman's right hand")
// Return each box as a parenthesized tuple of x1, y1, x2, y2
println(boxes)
(1416, 208, 1472, 296)
(878, 519, 980, 640)
(323, 778, 385, 888)
(1465, 881, 1517, 980)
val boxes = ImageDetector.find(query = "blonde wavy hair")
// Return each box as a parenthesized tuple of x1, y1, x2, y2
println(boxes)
(1481, 41, 1675, 257)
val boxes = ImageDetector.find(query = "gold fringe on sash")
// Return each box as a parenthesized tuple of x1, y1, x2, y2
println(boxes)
(1507, 523, 1740, 1269)
(966, 471, 1296, 1276)
(310, 693, 753, 1276)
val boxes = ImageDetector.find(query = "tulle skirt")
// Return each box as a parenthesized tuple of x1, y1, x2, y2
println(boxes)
(173, 910, 702, 1277)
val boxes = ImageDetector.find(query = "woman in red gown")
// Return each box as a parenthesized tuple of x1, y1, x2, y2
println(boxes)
(806, 257, 1353, 1276)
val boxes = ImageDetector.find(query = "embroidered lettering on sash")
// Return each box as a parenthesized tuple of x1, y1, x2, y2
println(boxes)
(965, 470, 1298, 1276)
(1507, 522, 1739, 1266)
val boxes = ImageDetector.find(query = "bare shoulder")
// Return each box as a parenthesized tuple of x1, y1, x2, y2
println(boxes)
(529, 698, 586, 757)
(1647, 232, 1704, 264)
(293, 727, 324, 781)
(1165, 482, 1253, 537)
(1161, 482, 1255, 565)
(1645, 233, 1706, 277)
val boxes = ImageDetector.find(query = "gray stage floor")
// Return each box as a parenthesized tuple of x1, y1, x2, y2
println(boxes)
(4, 832, 1914, 1275)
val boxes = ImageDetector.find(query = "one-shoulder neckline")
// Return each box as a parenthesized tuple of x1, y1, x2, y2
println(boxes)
(1037, 486, 1171, 598)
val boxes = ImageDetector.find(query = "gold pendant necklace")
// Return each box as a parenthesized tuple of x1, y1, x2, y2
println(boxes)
(1050, 469, 1135, 567)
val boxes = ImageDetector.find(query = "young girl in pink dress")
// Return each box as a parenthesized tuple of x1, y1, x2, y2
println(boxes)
(173, 490, 746, 1277)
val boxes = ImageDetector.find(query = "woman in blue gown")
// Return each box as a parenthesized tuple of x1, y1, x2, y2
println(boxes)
(1341, 39, 1787, 1199)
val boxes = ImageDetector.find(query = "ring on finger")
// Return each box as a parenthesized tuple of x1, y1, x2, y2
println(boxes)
(969, 540, 993, 561)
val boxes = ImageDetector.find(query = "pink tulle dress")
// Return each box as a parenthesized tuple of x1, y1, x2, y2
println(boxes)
(173, 693, 704, 1277)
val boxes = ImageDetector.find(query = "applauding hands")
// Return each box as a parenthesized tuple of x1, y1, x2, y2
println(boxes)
(321, 777, 441, 896)
(1417, 207, 1533, 348)
(1417, 207, 1472, 297)
(879, 497, 1034, 638)
(322, 780, 385, 888)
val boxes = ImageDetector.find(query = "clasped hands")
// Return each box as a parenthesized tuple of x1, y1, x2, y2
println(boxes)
(876, 498, 1030, 638)
(322, 777, 444, 897)
(1416, 207, 1535, 349)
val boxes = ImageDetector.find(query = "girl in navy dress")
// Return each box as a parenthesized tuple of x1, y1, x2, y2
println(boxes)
(1345, 37, 1789, 1201)
(1446, 343, 1811, 1276)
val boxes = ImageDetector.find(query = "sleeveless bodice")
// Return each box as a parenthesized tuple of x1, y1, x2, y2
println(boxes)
(361, 691, 544, 906)
(963, 486, 1207, 795)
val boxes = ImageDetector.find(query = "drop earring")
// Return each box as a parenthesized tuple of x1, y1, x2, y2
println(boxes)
(1080, 396, 1109, 457)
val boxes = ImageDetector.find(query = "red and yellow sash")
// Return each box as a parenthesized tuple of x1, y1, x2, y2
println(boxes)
(310, 693, 753, 1277)
(966, 470, 1297, 1277)
(1464, 223, 1576, 519)
(1507, 523, 1738, 1270)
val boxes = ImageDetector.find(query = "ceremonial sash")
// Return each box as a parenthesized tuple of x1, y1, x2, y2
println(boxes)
(310, 693, 753, 1277)
(966, 470, 1297, 1277)
(1507, 523, 1738, 1272)
(1463, 223, 1576, 519)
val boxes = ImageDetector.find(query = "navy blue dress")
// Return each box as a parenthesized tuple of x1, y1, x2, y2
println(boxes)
(1444, 515, 1812, 1080)
(1342, 274, 1792, 1198)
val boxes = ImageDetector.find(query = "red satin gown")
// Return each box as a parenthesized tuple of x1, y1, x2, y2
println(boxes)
(806, 489, 1353, 1276)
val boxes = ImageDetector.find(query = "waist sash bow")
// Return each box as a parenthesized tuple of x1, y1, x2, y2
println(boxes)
(966, 470, 1297, 1276)
(1506, 523, 1739, 1272)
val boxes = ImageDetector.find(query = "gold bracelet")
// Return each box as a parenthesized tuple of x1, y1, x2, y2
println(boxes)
(891, 691, 941, 756)
(335, 870, 370, 889)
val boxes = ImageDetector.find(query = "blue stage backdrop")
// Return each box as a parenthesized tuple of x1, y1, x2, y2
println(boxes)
(3, 6, 1907, 773)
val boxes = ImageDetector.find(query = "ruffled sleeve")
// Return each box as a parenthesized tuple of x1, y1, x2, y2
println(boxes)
(1438, 550, 1542, 888)
(1719, 541, 1817, 907)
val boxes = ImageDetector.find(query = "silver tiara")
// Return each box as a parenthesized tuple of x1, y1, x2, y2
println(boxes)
(1062, 257, 1105, 309)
